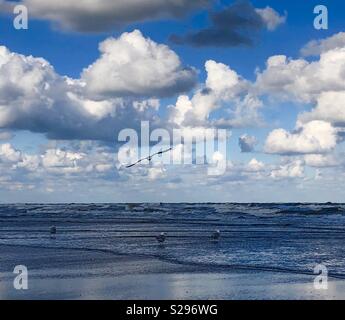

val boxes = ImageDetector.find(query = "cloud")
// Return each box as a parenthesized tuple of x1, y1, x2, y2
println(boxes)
(0, 142, 118, 182)
(255, 47, 345, 103)
(298, 91, 345, 127)
(0, 143, 21, 163)
(304, 154, 340, 168)
(301, 32, 345, 56)
(148, 165, 166, 181)
(0, 31, 264, 144)
(170, 1, 286, 47)
(42, 149, 84, 169)
(264, 121, 337, 155)
(258, 34, 345, 158)
(270, 160, 304, 179)
(0, 31, 196, 141)
(0, 54, 151, 139)
(255, 32, 345, 144)
(246, 158, 264, 171)
(0, 0, 210, 32)
(0, 141, 327, 201)
(168, 60, 261, 128)
(239, 134, 258, 152)
(255, 6, 286, 31)
(3, 30, 345, 201)
(82, 30, 197, 98)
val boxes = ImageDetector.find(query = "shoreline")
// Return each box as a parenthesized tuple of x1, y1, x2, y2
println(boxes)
(1, 244, 345, 299)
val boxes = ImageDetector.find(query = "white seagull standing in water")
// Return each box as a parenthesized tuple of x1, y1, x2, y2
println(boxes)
(155, 232, 167, 243)
(211, 230, 221, 240)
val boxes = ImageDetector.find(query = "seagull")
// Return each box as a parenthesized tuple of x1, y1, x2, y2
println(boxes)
(155, 232, 167, 243)
(126, 147, 172, 168)
(211, 230, 221, 240)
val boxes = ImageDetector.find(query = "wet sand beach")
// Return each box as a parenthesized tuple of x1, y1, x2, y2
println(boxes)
(1, 245, 345, 300)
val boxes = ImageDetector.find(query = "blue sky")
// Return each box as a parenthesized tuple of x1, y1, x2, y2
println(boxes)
(1, 1, 343, 77)
(0, 0, 345, 203)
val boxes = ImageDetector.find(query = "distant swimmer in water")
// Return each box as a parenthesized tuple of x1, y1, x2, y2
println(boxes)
(50, 226, 57, 235)
(155, 232, 167, 243)
(126, 148, 172, 168)
(211, 230, 221, 240)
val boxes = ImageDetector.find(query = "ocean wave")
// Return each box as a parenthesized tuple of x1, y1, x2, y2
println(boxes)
(1, 203, 345, 279)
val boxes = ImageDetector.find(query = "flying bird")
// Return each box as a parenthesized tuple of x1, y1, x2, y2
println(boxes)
(126, 147, 172, 168)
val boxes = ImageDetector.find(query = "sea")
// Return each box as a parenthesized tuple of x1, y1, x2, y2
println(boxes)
(1, 203, 345, 278)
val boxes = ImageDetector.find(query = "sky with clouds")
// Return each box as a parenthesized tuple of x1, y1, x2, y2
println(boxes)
(0, 0, 345, 203)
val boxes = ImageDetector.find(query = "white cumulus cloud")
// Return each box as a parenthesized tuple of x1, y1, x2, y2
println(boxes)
(255, 48, 345, 103)
(256, 6, 287, 31)
(298, 91, 345, 127)
(82, 30, 197, 98)
(304, 154, 340, 168)
(168, 60, 261, 128)
(0, 31, 196, 141)
(0, 143, 21, 163)
(270, 160, 304, 179)
(301, 32, 345, 56)
(264, 121, 337, 155)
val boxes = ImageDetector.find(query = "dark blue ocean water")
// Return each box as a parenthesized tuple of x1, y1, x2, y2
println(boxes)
(1, 203, 345, 277)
